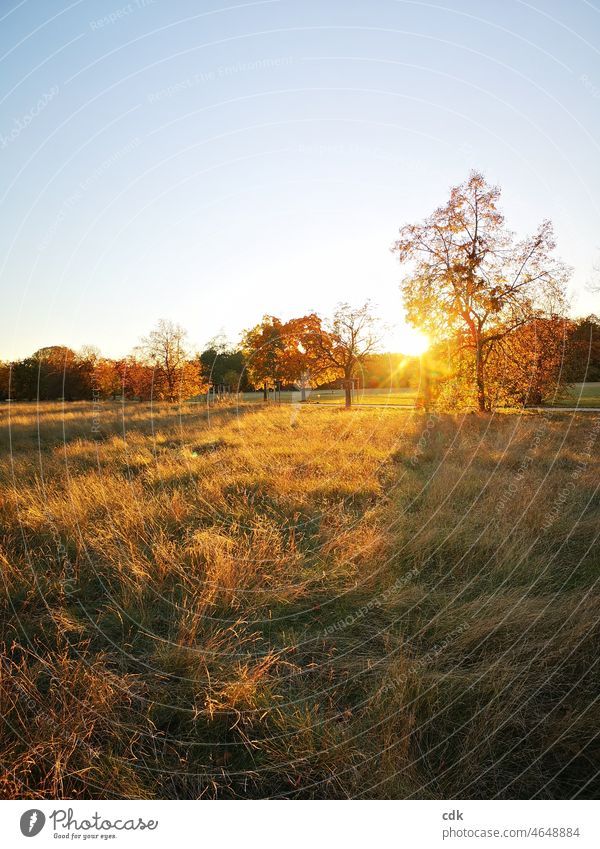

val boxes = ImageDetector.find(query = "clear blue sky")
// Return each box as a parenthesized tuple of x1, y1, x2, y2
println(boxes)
(1, 0, 599, 358)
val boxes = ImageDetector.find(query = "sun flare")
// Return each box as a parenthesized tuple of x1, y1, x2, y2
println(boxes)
(387, 326, 430, 357)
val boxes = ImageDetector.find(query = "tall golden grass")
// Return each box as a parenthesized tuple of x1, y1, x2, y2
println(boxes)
(0, 401, 598, 798)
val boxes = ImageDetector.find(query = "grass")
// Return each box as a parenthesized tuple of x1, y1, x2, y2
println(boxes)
(555, 382, 600, 408)
(234, 382, 600, 408)
(308, 387, 416, 406)
(235, 387, 417, 406)
(0, 400, 599, 799)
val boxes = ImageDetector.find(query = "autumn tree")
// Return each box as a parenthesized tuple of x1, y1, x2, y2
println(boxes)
(114, 356, 154, 401)
(140, 319, 205, 402)
(310, 302, 380, 407)
(486, 315, 576, 406)
(92, 358, 123, 399)
(241, 316, 285, 400)
(392, 171, 571, 411)
(280, 313, 336, 400)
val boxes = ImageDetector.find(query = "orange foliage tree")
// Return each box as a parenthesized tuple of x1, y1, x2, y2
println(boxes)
(93, 358, 123, 399)
(241, 316, 286, 399)
(280, 313, 338, 400)
(487, 315, 576, 407)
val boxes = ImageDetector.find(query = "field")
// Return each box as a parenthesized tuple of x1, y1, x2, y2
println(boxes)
(1, 401, 599, 799)
(242, 387, 418, 406)
(236, 382, 600, 408)
(558, 382, 600, 408)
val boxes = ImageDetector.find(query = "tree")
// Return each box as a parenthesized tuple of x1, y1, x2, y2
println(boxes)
(175, 360, 208, 401)
(392, 171, 571, 411)
(140, 319, 205, 402)
(8, 358, 38, 400)
(93, 358, 123, 399)
(280, 313, 334, 401)
(78, 345, 100, 364)
(241, 316, 285, 400)
(310, 302, 380, 407)
(567, 315, 600, 382)
(115, 356, 154, 401)
(26, 346, 95, 400)
(0, 362, 10, 400)
(486, 315, 576, 406)
(199, 339, 248, 393)
(0, 346, 99, 401)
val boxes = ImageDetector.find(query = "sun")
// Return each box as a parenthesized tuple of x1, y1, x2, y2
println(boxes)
(386, 325, 430, 356)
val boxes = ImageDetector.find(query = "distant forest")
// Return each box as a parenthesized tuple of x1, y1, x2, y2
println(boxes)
(1, 313, 598, 406)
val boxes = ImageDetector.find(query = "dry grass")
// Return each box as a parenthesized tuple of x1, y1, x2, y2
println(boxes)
(0, 400, 598, 798)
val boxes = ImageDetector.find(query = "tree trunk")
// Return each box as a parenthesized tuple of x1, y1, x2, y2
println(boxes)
(263, 382, 268, 401)
(475, 340, 486, 412)
(421, 351, 431, 412)
(344, 378, 352, 409)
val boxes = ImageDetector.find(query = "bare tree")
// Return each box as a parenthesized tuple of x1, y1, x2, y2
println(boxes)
(140, 319, 200, 402)
(313, 302, 381, 408)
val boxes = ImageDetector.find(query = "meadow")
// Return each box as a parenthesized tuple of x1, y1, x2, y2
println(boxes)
(237, 382, 600, 408)
(0, 400, 598, 799)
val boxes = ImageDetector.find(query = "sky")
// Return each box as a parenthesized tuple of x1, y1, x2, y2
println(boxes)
(0, 0, 599, 359)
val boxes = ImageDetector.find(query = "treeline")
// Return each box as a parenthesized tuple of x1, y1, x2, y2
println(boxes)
(0, 309, 405, 405)
(0, 312, 598, 407)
